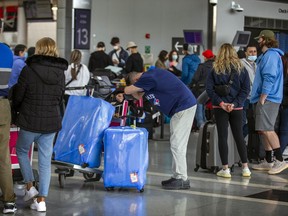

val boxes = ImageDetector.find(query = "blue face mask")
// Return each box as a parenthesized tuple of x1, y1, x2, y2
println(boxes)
(172, 55, 178, 60)
(247, 55, 257, 62)
(24, 52, 28, 59)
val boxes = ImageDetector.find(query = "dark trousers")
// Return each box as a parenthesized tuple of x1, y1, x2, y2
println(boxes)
(214, 108, 248, 165)
(279, 106, 288, 153)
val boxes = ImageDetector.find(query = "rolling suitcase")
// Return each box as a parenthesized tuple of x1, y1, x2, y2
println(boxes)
(53, 96, 115, 168)
(103, 126, 149, 192)
(194, 121, 240, 173)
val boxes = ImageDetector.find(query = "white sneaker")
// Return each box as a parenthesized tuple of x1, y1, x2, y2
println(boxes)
(216, 168, 231, 178)
(30, 198, 46, 212)
(251, 160, 274, 171)
(23, 186, 39, 202)
(268, 160, 288, 175)
(283, 147, 288, 156)
(242, 167, 251, 177)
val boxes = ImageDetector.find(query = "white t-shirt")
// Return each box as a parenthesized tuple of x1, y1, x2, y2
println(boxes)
(64, 64, 90, 96)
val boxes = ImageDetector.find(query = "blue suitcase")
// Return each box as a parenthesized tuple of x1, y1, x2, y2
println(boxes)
(103, 126, 149, 192)
(53, 96, 115, 168)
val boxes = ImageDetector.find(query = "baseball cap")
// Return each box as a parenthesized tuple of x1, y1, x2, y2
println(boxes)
(202, 49, 214, 59)
(254, 30, 275, 40)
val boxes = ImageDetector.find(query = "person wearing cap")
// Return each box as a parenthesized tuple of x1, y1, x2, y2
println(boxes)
(88, 41, 113, 72)
(250, 30, 288, 174)
(181, 43, 201, 85)
(108, 37, 128, 68)
(190, 49, 215, 129)
(125, 41, 143, 73)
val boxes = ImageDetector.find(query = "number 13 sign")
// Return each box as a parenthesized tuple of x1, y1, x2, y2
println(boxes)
(74, 9, 91, 50)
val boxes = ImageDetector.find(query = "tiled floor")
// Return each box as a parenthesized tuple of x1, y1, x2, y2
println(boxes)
(2, 125, 288, 216)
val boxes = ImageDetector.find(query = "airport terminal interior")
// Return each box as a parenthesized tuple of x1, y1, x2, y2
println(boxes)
(1, 0, 288, 215)
(6, 126, 288, 216)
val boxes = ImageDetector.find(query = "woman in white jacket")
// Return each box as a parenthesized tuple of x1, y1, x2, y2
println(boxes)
(64, 50, 90, 104)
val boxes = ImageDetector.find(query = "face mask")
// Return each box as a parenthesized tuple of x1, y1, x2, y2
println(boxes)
(172, 54, 178, 60)
(113, 45, 119, 50)
(24, 52, 28, 59)
(247, 55, 257, 62)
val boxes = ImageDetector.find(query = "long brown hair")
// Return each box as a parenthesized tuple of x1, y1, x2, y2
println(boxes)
(213, 43, 243, 75)
(70, 49, 82, 80)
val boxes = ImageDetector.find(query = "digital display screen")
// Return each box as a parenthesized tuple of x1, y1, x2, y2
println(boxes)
(183, 30, 203, 45)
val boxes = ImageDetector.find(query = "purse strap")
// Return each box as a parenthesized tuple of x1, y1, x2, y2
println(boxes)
(228, 71, 235, 86)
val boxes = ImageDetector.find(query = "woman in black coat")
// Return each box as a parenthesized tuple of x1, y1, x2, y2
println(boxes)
(13, 37, 68, 212)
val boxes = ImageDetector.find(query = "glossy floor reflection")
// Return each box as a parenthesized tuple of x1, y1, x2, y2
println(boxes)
(2, 125, 288, 216)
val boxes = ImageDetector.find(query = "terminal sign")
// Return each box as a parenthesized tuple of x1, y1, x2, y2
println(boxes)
(74, 9, 91, 50)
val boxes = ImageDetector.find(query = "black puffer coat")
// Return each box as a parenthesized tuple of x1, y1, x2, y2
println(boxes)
(13, 55, 68, 133)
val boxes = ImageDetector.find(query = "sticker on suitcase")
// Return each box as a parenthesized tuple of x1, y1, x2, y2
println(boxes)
(78, 144, 86, 155)
(130, 172, 138, 183)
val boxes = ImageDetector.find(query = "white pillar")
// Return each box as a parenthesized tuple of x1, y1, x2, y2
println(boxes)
(17, 6, 26, 45)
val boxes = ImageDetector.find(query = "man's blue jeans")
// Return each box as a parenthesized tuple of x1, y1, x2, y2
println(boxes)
(195, 103, 206, 128)
(16, 129, 55, 197)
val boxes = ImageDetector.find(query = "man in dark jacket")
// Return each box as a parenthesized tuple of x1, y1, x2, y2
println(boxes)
(108, 37, 128, 68)
(190, 49, 215, 128)
(125, 41, 143, 73)
(88, 41, 113, 72)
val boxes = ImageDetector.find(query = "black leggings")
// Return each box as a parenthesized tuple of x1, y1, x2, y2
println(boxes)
(214, 108, 248, 165)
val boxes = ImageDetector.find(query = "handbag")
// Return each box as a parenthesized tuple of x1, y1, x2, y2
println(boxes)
(214, 71, 235, 97)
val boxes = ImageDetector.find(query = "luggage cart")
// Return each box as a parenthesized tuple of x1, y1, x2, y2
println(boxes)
(52, 83, 116, 188)
(9, 127, 38, 183)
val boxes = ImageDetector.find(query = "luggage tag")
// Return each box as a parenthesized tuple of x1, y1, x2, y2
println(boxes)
(130, 172, 138, 183)
(78, 144, 86, 155)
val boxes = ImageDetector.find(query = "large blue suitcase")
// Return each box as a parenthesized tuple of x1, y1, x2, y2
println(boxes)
(103, 126, 149, 191)
(53, 96, 115, 168)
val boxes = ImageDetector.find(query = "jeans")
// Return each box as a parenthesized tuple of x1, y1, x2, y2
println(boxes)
(195, 103, 206, 128)
(0, 99, 15, 203)
(16, 129, 55, 197)
(170, 105, 197, 180)
(279, 107, 288, 153)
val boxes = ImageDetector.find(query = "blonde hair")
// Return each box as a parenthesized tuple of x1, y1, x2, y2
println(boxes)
(213, 43, 243, 75)
(70, 50, 82, 80)
(35, 37, 59, 57)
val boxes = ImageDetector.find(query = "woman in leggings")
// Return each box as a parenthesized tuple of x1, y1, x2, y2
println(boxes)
(206, 43, 251, 178)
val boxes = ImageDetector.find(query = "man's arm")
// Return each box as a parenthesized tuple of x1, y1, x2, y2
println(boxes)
(124, 85, 144, 99)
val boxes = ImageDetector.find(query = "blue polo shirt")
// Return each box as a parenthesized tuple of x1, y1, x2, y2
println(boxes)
(134, 68, 196, 117)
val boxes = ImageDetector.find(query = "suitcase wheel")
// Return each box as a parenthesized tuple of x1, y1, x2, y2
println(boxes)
(58, 173, 66, 188)
(105, 187, 114, 191)
(83, 172, 95, 180)
(139, 188, 144, 193)
(194, 164, 200, 172)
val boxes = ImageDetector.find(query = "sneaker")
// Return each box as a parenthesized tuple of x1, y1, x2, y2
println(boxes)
(161, 178, 177, 186)
(242, 167, 251, 177)
(268, 160, 288, 175)
(30, 198, 46, 212)
(251, 160, 274, 171)
(3, 202, 17, 214)
(216, 168, 231, 178)
(23, 186, 39, 202)
(162, 178, 190, 190)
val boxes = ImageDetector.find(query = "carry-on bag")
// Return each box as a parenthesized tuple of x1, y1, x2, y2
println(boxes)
(103, 126, 149, 192)
(194, 121, 240, 173)
(53, 96, 115, 168)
